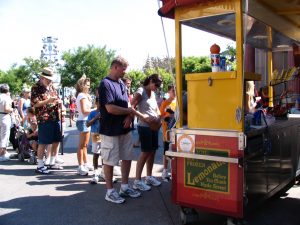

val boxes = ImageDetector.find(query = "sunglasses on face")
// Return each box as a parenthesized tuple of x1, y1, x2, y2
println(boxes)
(155, 82, 162, 88)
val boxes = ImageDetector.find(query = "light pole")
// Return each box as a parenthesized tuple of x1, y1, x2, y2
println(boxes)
(40, 36, 59, 66)
(40, 36, 61, 88)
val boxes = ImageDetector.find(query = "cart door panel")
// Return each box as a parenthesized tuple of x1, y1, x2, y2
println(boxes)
(172, 132, 244, 218)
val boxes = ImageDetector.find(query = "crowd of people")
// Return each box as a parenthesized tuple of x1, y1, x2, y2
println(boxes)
(0, 56, 178, 204)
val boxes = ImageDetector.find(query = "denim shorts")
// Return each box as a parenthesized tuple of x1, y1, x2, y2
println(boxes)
(76, 120, 90, 133)
(138, 126, 159, 152)
(38, 121, 62, 145)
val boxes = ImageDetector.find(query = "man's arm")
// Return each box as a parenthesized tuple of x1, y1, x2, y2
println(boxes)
(105, 104, 133, 115)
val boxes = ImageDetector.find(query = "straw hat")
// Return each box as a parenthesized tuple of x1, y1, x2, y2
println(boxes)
(22, 87, 31, 93)
(40, 67, 55, 81)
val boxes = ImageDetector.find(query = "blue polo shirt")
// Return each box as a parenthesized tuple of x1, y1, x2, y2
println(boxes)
(98, 76, 130, 136)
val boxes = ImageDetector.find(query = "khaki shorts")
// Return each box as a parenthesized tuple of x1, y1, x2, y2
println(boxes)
(100, 132, 134, 166)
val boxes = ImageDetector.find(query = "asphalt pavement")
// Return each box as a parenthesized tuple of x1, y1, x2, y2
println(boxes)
(1, 120, 300, 225)
(0, 122, 182, 225)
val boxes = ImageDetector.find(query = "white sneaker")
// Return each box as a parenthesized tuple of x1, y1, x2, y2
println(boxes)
(105, 189, 125, 204)
(133, 179, 151, 191)
(113, 166, 122, 176)
(145, 176, 161, 186)
(0, 154, 10, 162)
(90, 174, 99, 184)
(55, 157, 64, 164)
(84, 164, 94, 171)
(77, 166, 89, 176)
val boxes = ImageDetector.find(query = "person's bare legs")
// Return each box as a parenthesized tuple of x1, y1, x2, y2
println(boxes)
(146, 151, 155, 176)
(51, 142, 60, 156)
(163, 156, 168, 170)
(121, 160, 131, 184)
(104, 164, 114, 189)
(77, 132, 90, 165)
(37, 144, 46, 161)
(0, 147, 5, 156)
(135, 152, 150, 180)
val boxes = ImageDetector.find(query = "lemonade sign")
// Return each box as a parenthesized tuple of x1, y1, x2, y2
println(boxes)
(185, 149, 229, 193)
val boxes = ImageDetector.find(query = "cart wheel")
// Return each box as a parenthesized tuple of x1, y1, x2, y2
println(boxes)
(180, 207, 198, 225)
(226, 218, 245, 225)
(18, 153, 24, 162)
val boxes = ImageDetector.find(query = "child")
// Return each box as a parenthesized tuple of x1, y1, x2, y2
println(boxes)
(26, 122, 38, 153)
(69, 95, 76, 127)
(87, 97, 104, 184)
(24, 107, 36, 129)
(159, 85, 176, 181)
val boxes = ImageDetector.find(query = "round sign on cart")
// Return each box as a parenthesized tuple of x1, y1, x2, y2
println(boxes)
(177, 134, 195, 153)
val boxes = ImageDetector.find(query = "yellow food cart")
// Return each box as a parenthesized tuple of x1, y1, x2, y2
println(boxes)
(158, 0, 300, 224)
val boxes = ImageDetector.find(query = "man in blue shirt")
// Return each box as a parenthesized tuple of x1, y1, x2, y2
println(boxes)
(98, 56, 141, 204)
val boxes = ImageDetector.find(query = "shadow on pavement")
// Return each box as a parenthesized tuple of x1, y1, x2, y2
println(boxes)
(0, 178, 181, 225)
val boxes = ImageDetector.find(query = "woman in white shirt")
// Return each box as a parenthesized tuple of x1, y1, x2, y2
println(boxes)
(0, 84, 13, 161)
(75, 75, 93, 176)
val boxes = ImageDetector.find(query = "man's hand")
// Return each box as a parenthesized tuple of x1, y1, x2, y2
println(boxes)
(123, 115, 132, 129)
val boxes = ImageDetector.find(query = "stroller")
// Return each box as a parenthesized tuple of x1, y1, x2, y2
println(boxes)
(16, 126, 37, 165)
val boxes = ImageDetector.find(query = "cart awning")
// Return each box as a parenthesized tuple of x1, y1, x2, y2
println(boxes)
(158, 0, 226, 18)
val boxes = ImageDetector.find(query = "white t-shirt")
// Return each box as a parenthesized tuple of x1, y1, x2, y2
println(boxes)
(0, 93, 12, 119)
(76, 93, 92, 121)
(136, 87, 159, 127)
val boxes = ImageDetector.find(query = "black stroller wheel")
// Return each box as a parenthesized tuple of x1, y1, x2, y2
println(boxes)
(18, 153, 25, 162)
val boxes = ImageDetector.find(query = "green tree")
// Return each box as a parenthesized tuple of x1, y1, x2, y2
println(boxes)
(0, 57, 46, 95)
(58, 45, 115, 92)
(0, 69, 23, 95)
(181, 56, 211, 90)
(221, 44, 236, 70)
(145, 67, 174, 93)
(125, 70, 146, 92)
(143, 56, 175, 75)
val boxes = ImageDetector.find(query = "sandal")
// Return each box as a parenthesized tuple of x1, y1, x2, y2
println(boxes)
(35, 166, 50, 174)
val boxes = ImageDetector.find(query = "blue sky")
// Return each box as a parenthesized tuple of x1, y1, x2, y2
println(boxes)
(0, 0, 233, 71)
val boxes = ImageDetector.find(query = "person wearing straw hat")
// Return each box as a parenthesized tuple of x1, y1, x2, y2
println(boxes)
(31, 67, 63, 174)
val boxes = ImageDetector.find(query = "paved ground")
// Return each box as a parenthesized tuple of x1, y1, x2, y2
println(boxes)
(0, 124, 183, 225)
(1, 121, 300, 225)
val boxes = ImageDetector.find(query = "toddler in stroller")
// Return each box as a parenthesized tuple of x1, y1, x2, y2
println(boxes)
(17, 124, 37, 164)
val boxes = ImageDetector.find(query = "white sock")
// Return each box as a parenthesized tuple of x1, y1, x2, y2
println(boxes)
(107, 188, 114, 195)
(44, 157, 50, 164)
(94, 169, 99, 176)
(50, 156, 56, 165)
(37, 159, 44, 168)
(121, 184, 128, 191)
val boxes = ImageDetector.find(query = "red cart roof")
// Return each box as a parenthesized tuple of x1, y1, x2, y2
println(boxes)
(158, 0, 225, 19)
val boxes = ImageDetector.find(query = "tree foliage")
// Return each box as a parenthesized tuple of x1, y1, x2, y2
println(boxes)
(143, 56, 175, 75)
(0, 57, 46, 95)
(144, 68, 175, 93)
(125, 70, 146, 92)
(58, 45, 115, 92)
(0, 69, 23, 96)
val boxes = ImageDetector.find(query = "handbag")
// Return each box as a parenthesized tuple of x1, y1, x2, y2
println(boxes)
(148, 117, 162, 131)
